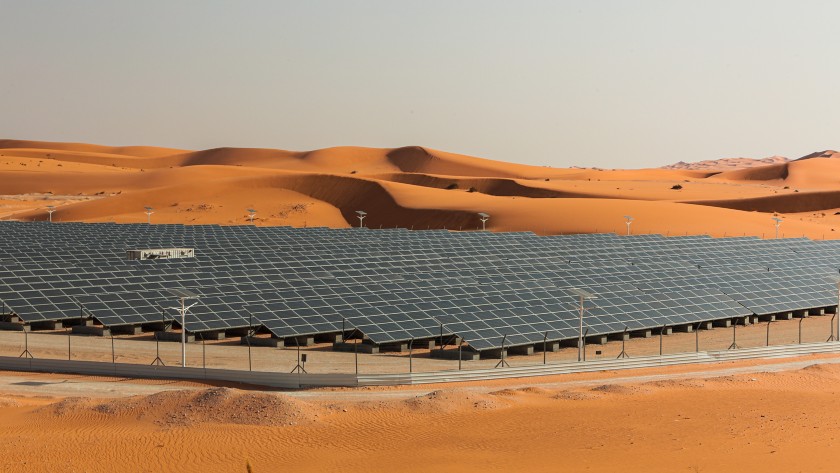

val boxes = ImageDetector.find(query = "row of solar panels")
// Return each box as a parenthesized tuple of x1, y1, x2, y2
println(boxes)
(1, 222, 839, 351)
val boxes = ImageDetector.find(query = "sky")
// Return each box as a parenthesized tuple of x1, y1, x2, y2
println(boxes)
(2, 0, 839, 168)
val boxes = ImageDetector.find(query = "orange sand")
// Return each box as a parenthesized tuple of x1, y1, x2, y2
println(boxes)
(3, 139, 840, 237)
(2, 356, 840, 472)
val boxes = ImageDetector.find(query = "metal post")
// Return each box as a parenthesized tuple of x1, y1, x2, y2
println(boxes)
(582, 328, 589, 361)
(19, 329, 32, 358)
(110, 332, 115, 365)
(830, 314, 837, 343)
(766, 320, 771, 346)
(354, 336, 358, 375)
(578, 295, 584, 362)
(695, 323, 700, 353)
(247, 311, 253, 371)
(617, 326, 628, 359)
(494, 334, 509, 368)
(458, 339, 463, 370)
(202, 337, 206, 378)
(728, 319, 739, 350)
(67, 328, 71, 360)
(151, 332, 165, 366)
(659, 324, 665, 356)
(247, 335, 252, 372)
(409, 338, 414, 373)
(543, 332, 548, 365)
(180, 298, 186, 367)
(799, 317, 803, 344)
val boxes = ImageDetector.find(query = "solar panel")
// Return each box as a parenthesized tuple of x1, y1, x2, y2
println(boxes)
(0, 221, 837, 354)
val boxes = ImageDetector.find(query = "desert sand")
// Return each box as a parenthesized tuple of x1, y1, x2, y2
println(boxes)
(2, 139, 840, 238)
(2, 353, 840, 473)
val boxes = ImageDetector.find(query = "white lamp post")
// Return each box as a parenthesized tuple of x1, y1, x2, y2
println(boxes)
(772, 216, 782, 239)
(624, 215, 634, 236)
(167, 289, 199, 367)
(569, 288, 596, 362)
(478, 212, 490, 231)
(355, 210, 367, 228)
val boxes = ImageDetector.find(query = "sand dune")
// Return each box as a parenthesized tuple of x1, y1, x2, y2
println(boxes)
(2, 138, 840, 239)
(3, 357, 840, 472)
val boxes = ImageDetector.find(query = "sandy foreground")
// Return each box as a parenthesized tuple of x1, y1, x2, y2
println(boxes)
(0, 354, 839, 473)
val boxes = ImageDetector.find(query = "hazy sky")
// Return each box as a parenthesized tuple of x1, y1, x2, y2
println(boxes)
(2, 1, 839, 168)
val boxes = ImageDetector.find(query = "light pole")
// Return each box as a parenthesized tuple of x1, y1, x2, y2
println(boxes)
(46, 205, 56, 223)
(247, 208, 256, 224)
(624, 215, 634, 236)
(355, 210, 366, 228)
(478, 212, 490, 231)
(569, 288, 596, 362)
(772, 216, 782, 239)
(166, 289, 199, 367)
(144, 206, 154, 224)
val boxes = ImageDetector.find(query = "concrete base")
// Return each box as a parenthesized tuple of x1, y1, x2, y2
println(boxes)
(379, 342, 409, 352)
(535, 341, 561, 352)
(333, 341, 379, 354)
(111, 325, 142, 335)
(30, 320, 64, 331)
(430, 348, 480, 361)
(776, 312, 793, 321)
(155, 331, 195, 343)
(608, 332, 630, 341)
(631, 329, 652, 338)
(438, 336, 462, 347)
(508, 345, 534, 356)
(198, 331, 225, 341)
(697, 321, 713, 330)
(587, 335, 608, 345)
(793, 310, 808, 318)
(380, 340, 436, 352)
(72, 325, 110, 337)
(480, 348, 507, 360)
(287, 336, 314, 347)
(826, 306, 839, 314)
(224, 327, 251, 337)
(241, 336, 283, 348)
(712, 319, 732, 328)
(142, 322, 169, 332)
(809, 308, 826, 316)
(314, 332, 343, 344)
(674, 324, 694, 333)
(63, 318, 93, 327)
(758, 314, 776, 322)
(656, 327, 673, 335)
(0, 321, 25, 331)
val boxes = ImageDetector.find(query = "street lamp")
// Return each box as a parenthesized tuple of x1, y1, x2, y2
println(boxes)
(568, 288, 597, 362)
(478, 212, 490, 231)
(623, 215, 634, 236)
(46, 205, 56, 223)
(247, 208, 256, 224)
(772, 216, 782, 239)
(355, 210, 367, 228)
(144, 206, 154, 225)
(166, 288, 199, 367)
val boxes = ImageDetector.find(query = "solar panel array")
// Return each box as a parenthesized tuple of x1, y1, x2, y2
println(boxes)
(0, 221, 837, 353)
